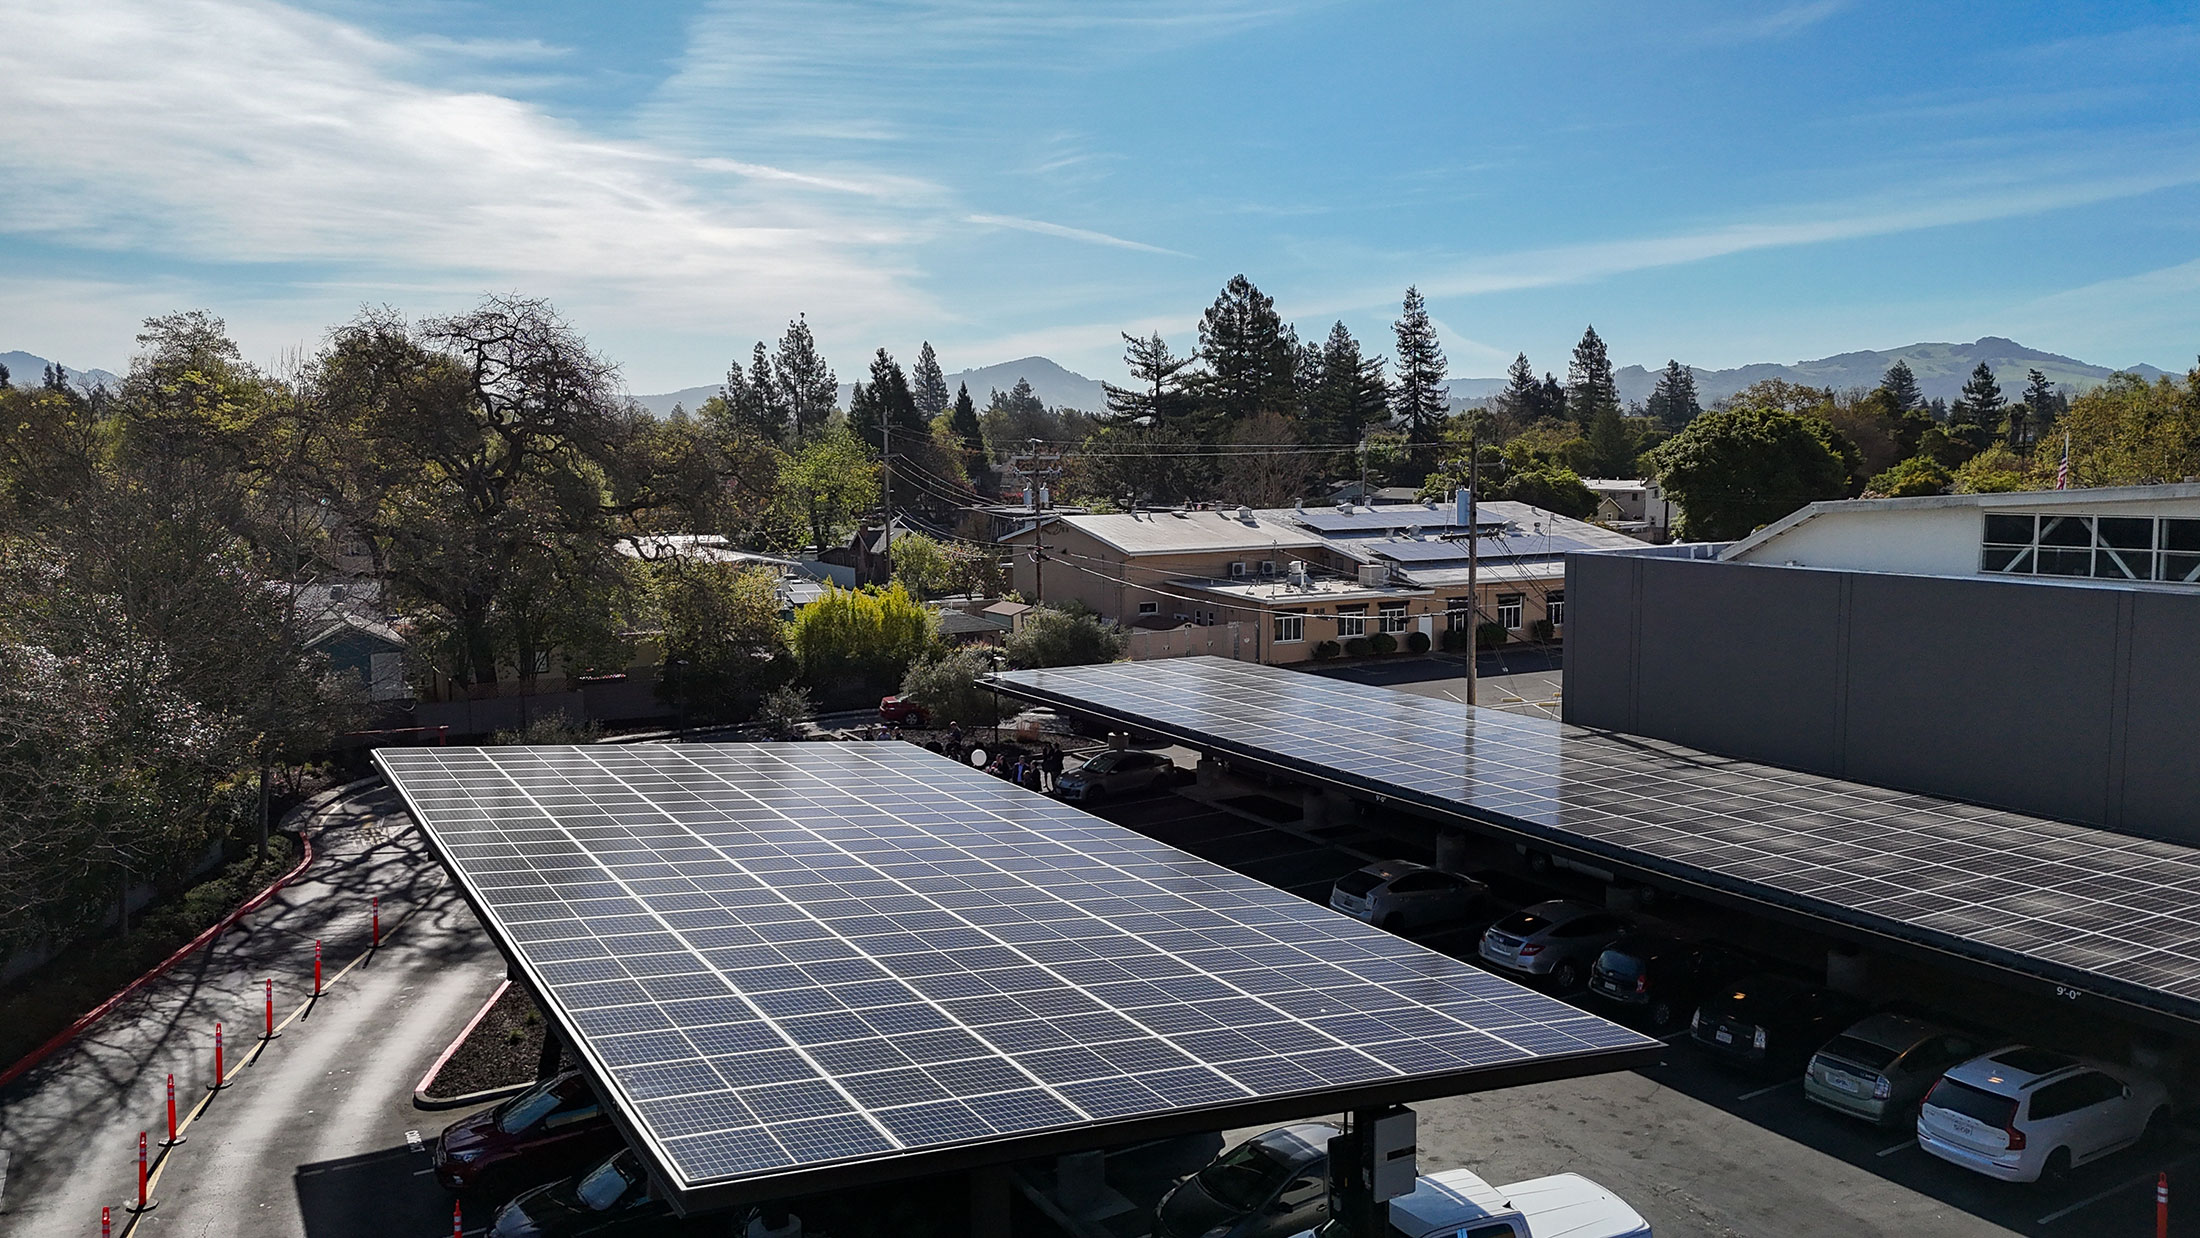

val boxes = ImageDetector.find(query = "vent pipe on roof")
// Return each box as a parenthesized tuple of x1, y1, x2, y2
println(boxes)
(1453, 488, 1471, 529)
(1236, 505, 1252, 523)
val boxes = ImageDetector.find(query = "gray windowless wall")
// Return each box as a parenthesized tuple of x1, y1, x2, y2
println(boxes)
(1564, 553, 2200, 844)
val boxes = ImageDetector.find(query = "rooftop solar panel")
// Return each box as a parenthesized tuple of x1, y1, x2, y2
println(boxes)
(375, 742, 1656, 1212)
(990, 657, 2200, 1029)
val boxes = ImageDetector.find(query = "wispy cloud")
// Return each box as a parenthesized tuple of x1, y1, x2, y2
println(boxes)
(964, 214, 1190, 258)
(1696, 0, 1846, 44)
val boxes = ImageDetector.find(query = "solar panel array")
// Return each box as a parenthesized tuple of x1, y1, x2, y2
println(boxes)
(375, 742, 1654, 1206)
(991, 657, 2200, 1023)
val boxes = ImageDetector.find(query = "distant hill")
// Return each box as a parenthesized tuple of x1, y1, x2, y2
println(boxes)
(1607, 337, 2170, 408)
(1, 350, 122, 395)
(633, 355, 1109, 419)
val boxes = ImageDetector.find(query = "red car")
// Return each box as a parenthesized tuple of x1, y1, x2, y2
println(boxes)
(878, 695, 930, 726)
(434, 1070, 624, 1193)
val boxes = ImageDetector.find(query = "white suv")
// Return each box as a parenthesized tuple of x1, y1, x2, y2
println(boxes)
(1329, 862, 1486, 934)
(1916, 1045, 2171, 1182)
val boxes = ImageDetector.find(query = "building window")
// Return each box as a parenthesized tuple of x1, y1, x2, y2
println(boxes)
(1137, 601, 1159, 615)
(1336, 604, 1367, 636)
(1446, 599, 1474, 631)
(1981, 514, 2200, 583)
(1547, 591, 1566, 628)
(1497, 594, 1524, 629)
(1274, 611, 1305, 643)
(1378, 601, 1408, 633)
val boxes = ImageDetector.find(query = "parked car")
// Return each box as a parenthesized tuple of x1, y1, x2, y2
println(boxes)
(1805, 1014, 1981, 1125)
(1689, 973, 1867, 1074)
(1585, 933, 1746, 1030)
(1330, 862, 1487, 933)
(489, 1149, 695, 1237)
(1057, 750, 1176, 802)
(1155, 1122, 1341, 1238)
(1292, 1167, 1651, 1238)
(434, 1070, 622, 1193)
(1477, 900, 1628, 989)
(877, 694, 929, 726)
(1917, 1046, 2172, 1182)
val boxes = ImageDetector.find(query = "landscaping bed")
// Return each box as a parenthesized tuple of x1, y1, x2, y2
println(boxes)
(419, 982, 549, 1102)
(0, 832, 302, 1070)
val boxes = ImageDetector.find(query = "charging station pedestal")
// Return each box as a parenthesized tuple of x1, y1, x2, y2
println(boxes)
(1327, 1105, 1417, 1238)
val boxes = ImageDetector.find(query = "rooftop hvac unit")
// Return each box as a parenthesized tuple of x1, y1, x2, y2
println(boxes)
(1236, 505, 1253, 522)
(1259, 560, 1276, 576)
(1287, 560, 1310, 588)
(1228, 561, 1246, 578)
(1357, 563, 1388, 587)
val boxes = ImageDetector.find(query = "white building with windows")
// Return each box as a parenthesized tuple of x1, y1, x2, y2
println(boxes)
(1722, 484, 2200, 585)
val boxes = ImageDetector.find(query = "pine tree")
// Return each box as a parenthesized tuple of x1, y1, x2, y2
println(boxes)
(1495, 353, 1540, 428)
(1536, 373, 1568, 422)
(774, 314, 837, 444)
(1950, 362, 2005, 429)
(1194, 275, 1298, 435)
(1567, 325, 1620, 432)
(1389, 286, 1449, 447)
(1586, 406, 1634, 477)
(1878, 359, 1923, 411)
(948, 382, 985, 465)
(911, 341, 950, 419)
(851, 348, 925, 451)
(1101, 332, 1196, 428)
(2019, 368, 2063, 446)
(1644, 360, 1700, 431)
(745, 341, 783, 441)
(1303, 321, 1388, 448)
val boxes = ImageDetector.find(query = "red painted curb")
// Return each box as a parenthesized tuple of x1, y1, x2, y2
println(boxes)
(414, 978, 513, 1101)
(0, 828, 318, 1091)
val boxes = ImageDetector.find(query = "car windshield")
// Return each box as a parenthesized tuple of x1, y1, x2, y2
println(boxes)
(1079, 754, 1121, 775)
(1492, 912, 1550, 936)
(1595, 948, 1644, 977)
(1927, 1078, 2018, 1127)
(1196, 1140, 1296, 1212)
(575, 1156, 640, 1212)
(1334, 870, 1386, 897)
(1819, 1034, 1901, 1073)
(496, 1079, 565, 1134)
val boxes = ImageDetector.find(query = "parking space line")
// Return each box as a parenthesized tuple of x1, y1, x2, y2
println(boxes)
(2037, 1152, 2200, 1226)
(1875, 1139, 1914, 1158)
(1736, 1079, 1796, 1101)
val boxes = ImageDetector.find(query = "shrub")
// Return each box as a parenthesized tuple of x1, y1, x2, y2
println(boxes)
(756, 683, 815, 737)
(789, 583, 935, 700)
(1438, 627, 1470, 653)
(1528, 618, 1555, 643)
(1004, 606, 1127, 669)
(1368, 631, 1397, 655)
(901, 648, 1011, 725)
(1344, 636, 1371, 657)
(1476, 621, 1508, 649)
(489, 714, 601, 746)
(1406, 630, 1431, 654)
(1311, 640, 1340, 660)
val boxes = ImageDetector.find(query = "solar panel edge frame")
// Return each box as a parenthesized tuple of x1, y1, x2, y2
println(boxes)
(372, 745, 1662, 1217)
(985, 659, 2200, 1037)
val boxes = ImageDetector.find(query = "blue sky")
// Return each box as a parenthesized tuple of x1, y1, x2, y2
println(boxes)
(2, 0, 2196, 393)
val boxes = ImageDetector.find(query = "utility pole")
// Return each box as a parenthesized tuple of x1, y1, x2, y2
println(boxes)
(1004, 437, 1065, 606)
(880, 420, 892, 584)
(1465, 434, 1479, 708)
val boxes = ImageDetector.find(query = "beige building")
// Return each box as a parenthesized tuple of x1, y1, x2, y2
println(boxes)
(1003, 501, 1644, 665)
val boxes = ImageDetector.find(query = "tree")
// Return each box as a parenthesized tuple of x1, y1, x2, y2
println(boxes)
(1073, 422, 1210, 506)
(1950, 362, 2006, 431)
(1867, 455, 1951, 498)
(1583, 405, 1634, 478)
(1878, 359, 1924, 411)
(776, 426, 879, 552)
(1645, 360, 1701, 431)
(1301, 321, 1389, 454)
(716, 341, 785, 443)
(650, 560, 789, 721)
(1389, 286, 1449, 449)
(1102, 333, 1197, 429)
(947, 383, 985, 470)
(1566, 325, 1621, 433)
(1195, 275, 1298, 434)
(900, 648, 1011, 726)
(911, 341, 950, 419)
(774, 315, 837, 443)
(848, 348, 926, 455)
(1003, 605, 1125, 668)
(1502, 464, 1600, 518)
(1641, 406, 1852, 540)
(2017, 368, 2060, 450)
(889, 531, 953, 597)
(1219, 409, 1316, 508)
(2055, 369, 2200, 487)
(1535, 372, 1568, 422)
(788, 583, 935, 697)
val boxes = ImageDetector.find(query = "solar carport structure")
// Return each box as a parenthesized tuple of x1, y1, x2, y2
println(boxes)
(374, 742, 1658, 1217)
(991, 657, 2200, 1032)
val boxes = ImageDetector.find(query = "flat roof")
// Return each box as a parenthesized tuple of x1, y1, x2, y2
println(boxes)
(989, 658, 2200, 1030)
(1015, 511, 1325, 556)
(375, 742, 1655, 1213)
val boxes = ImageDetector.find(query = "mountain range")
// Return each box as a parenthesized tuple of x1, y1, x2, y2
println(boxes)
(0, 351, 123, 395)
(632, 355, 1106, 420)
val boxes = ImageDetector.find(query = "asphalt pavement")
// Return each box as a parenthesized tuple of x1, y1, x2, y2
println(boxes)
(0, 783, 504, 1238)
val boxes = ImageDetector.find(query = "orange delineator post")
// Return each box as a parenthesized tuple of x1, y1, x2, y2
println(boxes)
(372, 896, 380, 948)
(2158, 1172, 2169, 1238)
(209, 1022, 227, 1091)
(262, 977, 279, 1041)
(102, 1205, 111, 1238)
(453, 1199, 463, 1236)
(160, 1073, 183, 1147)
(126, 1131, 155, 1213)
(313, 939, 322, 996)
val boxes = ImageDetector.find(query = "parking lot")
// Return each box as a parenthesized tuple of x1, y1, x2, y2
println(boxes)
(1080, 773, 2200, 1238)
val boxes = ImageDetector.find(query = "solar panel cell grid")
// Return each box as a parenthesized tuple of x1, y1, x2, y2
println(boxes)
(991, 657, 2200, 1023)
(376, 741, 1651, 1204)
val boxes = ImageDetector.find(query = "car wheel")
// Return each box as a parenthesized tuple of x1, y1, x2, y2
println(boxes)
(1552, 960, 1583, 990)
(1648, 1000, 1676, 1029)
(2041, 1147, 2072, 1184)
(1525, 851, 1552, 874)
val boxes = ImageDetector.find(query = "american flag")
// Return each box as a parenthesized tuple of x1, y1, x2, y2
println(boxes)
(2055, 432, 2071, 490)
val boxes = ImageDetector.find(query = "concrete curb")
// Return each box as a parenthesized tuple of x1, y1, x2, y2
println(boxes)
(411, 979, 531, 1111)
(0, 776, 381, 1093)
